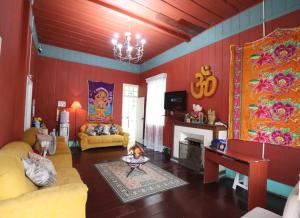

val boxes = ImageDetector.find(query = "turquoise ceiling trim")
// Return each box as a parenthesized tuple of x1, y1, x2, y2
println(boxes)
(140, 0, 300, 72)
(39, 44, 141, 73)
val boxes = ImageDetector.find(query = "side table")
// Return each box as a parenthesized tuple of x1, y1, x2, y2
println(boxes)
(121, 155, 149, 177)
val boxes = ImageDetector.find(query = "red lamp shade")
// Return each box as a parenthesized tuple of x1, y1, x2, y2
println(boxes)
(71, 101, 82, 110)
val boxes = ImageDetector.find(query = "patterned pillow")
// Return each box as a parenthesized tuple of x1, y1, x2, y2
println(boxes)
(29, 152, 56, 174)
(94, 125, 103, 135)
(22, 152, 56, 187)
(110, 124, 119, 135)
(102, 125, 110, 135)
(86, 125, 96, 136)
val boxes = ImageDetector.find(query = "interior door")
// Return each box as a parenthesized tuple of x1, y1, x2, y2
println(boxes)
(135, 97, 145, 144)
(122, 84, 138, 146)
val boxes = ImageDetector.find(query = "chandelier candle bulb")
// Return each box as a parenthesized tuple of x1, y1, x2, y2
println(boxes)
(113, 33, 119, 38)
(111, 39, 117, 45)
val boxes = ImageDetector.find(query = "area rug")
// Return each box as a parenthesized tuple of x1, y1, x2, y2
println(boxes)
(95, 161, 188, 203)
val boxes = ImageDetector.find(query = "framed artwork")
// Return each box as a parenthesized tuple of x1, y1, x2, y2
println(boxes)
(88, 81, 114, 123)
(217, 140, 227, 152)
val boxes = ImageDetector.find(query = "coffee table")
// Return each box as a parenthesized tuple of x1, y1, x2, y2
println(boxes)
(121, 155, 149, 177)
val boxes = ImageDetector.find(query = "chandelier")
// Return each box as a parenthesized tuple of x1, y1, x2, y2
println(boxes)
(111, 32, 146, 63)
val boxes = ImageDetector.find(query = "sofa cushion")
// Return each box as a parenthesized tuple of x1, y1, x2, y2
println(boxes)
(0, 153, 37, 200)
(55, 141, 71, 155)
(94, 125, 103, 135)
(48, 153, 72, 169)
(102, 125, 110, 135)
(23, 156, 56, 187)
(282, 182, 300, 218)
(53, 167, 82, 186)
(86, 125, 96, 136)
(80, 123, 124, 134)
(22, 127, 39, 146)
(1, 141, 32, 159)
(110, 124, 119, 135)
(87, 135, 123, 144)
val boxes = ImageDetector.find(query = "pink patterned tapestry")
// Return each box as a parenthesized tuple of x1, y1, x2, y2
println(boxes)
(228, 28, 300, 147)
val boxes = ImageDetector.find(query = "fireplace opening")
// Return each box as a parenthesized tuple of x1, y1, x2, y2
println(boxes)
(177, 137, 203, 173)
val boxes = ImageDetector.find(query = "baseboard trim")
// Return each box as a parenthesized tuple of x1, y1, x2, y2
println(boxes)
(68, 140, 80, 148)
(225, 168, 292, 198)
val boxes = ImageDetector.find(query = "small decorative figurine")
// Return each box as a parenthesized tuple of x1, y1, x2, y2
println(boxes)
(191, 104, 204, 124)
(185, 113, 191, 123)
(207, 109, 216, 125)
(129, 144, 144, 159)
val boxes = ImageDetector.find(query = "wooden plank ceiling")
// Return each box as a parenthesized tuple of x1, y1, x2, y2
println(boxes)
(33, 0, 261, 63)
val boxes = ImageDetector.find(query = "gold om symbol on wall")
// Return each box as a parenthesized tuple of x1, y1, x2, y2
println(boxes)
(190, 65, 218, 99)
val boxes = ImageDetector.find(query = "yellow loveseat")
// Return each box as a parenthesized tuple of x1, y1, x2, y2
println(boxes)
(0, 130, 88, 218)
(79, 123, 129, 151)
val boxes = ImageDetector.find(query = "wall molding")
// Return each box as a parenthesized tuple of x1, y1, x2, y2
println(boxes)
(39, 44, 141, 73)
(226, 169, 293, 198)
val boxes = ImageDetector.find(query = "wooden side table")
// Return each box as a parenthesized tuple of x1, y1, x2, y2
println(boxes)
(204, 147, 270, 210)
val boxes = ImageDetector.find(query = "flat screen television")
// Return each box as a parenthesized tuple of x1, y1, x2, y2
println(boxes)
(164, 91, 187, 111)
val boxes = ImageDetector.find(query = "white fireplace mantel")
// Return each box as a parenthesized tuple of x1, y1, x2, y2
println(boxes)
(172, 122, 227, 160)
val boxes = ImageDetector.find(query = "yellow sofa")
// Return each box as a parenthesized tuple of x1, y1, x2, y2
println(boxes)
(0, 130, 88, 218)
(79, 123, 129, 151)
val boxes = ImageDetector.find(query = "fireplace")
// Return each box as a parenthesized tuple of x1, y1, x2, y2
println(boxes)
(177, 137, 203, 172)
(172, 121, 227, 171)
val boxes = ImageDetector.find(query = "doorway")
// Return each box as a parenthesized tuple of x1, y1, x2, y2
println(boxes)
(122, 84, 139, 146)
(135, 97, 145, 144)
(144, 73, 167, 152)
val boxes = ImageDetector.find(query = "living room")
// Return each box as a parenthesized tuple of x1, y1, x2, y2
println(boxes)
(0, 0, 300, 217)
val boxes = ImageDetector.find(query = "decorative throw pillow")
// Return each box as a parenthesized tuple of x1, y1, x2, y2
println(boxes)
(102, 125, 110, 135)
(22, 152, 56, 187)
(86, 125, 96, 136)
(110, 124, 119, 135)
(94, 125, 103, 135)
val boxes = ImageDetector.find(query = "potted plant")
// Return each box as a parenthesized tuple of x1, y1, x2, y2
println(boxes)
(162, 146, 171, 160)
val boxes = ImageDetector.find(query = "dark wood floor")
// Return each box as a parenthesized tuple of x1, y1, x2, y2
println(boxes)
(71, 147, 286, 218)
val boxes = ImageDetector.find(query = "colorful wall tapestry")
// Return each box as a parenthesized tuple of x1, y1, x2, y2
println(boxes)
(229, 27, 300, 147)
(88, 81, 114, 123)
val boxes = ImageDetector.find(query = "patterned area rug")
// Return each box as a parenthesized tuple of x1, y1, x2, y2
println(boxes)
(95, 161, 188, 203)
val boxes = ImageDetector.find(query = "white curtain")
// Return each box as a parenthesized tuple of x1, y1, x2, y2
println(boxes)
(144, 73, 167, 152)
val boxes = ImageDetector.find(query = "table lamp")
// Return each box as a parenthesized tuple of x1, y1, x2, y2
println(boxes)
(71, 101, 82, 147)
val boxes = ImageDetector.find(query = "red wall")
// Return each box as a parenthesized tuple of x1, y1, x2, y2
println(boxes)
(139, 10, 300, 186)
(33, 56, 140, 139)
(0, 0, 31, 147)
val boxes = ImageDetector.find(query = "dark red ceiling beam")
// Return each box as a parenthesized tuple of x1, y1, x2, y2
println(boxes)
(88, 0, 191, 42)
